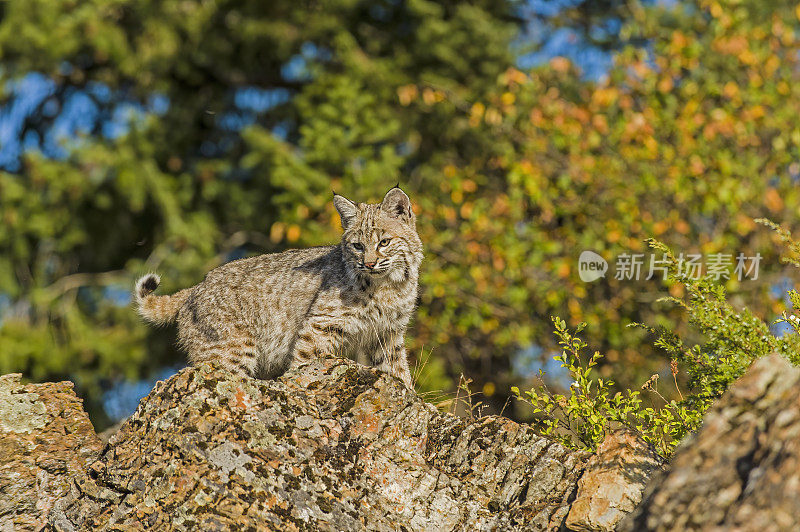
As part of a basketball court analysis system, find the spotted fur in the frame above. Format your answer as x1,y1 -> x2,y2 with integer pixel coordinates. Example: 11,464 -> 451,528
134,187 -> 423,388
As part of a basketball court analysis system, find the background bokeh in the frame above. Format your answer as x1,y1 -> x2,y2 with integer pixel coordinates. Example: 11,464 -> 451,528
1,0 -> 798,429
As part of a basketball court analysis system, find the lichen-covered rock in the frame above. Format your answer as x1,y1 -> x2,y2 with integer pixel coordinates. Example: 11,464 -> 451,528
50,357 -> 589,530
619,353 -> 800,531
565,428 -> 664,531
0,374 -> 103,531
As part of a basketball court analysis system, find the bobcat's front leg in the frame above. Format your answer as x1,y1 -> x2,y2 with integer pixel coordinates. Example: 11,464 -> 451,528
370,330 -> 413,389
290,321 -> 345,369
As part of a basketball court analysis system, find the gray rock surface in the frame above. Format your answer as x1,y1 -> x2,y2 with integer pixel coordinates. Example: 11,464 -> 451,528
565,428 -> 665,531
0,374 -> 102,531
41,356 -> 589,530
8,350 -> 797,530
619,353 -> 800,531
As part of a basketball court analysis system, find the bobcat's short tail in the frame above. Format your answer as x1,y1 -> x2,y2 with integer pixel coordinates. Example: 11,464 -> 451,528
134,274 -> 190,326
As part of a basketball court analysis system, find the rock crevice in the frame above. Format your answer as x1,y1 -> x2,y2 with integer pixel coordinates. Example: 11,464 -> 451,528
620,353 -> 800,531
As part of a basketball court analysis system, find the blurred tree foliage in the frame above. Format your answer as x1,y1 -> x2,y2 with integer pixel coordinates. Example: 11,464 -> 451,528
0,0 -> 518,426
413,0 -> 800,416
1,0 -> 799,426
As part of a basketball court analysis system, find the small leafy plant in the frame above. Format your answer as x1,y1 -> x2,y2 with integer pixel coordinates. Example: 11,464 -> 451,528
514,219 -> 800,458
513,317 -> 701,456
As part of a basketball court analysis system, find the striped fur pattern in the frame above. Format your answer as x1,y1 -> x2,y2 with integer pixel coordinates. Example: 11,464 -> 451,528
134,187 -> 422,388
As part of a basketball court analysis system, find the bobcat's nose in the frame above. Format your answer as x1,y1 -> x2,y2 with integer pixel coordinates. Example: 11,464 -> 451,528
364,261 -> 377,269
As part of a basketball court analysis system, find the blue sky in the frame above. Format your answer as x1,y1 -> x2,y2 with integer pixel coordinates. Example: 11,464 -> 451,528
0,2 -> 620,172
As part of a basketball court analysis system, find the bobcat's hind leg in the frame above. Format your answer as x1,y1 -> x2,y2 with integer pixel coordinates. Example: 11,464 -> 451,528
186,335 -> 260,379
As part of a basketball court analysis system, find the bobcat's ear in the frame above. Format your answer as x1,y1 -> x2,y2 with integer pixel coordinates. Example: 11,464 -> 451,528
333,193 -> 359,229
380,187 -> 413,221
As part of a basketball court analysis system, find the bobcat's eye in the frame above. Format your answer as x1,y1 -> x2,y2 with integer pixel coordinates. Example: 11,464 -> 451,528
352,242 -> 364,251
378,238 -> 391,247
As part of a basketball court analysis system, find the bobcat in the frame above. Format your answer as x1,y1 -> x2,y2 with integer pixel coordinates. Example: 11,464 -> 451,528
134,187 -> 422,388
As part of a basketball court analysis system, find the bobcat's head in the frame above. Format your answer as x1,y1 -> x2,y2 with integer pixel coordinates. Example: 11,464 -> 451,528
334,187 -> 423,283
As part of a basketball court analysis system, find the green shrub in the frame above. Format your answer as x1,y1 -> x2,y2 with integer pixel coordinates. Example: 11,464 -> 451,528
513,220 -> 800,457
512,317 -> 701,457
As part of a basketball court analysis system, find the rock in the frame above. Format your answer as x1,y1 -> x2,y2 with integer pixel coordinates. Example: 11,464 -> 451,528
619,353 -> 800,531
0,374 -> 103,531
47,356 -> 590,531
11,349 -> 800,531
565,428 -> 665,531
